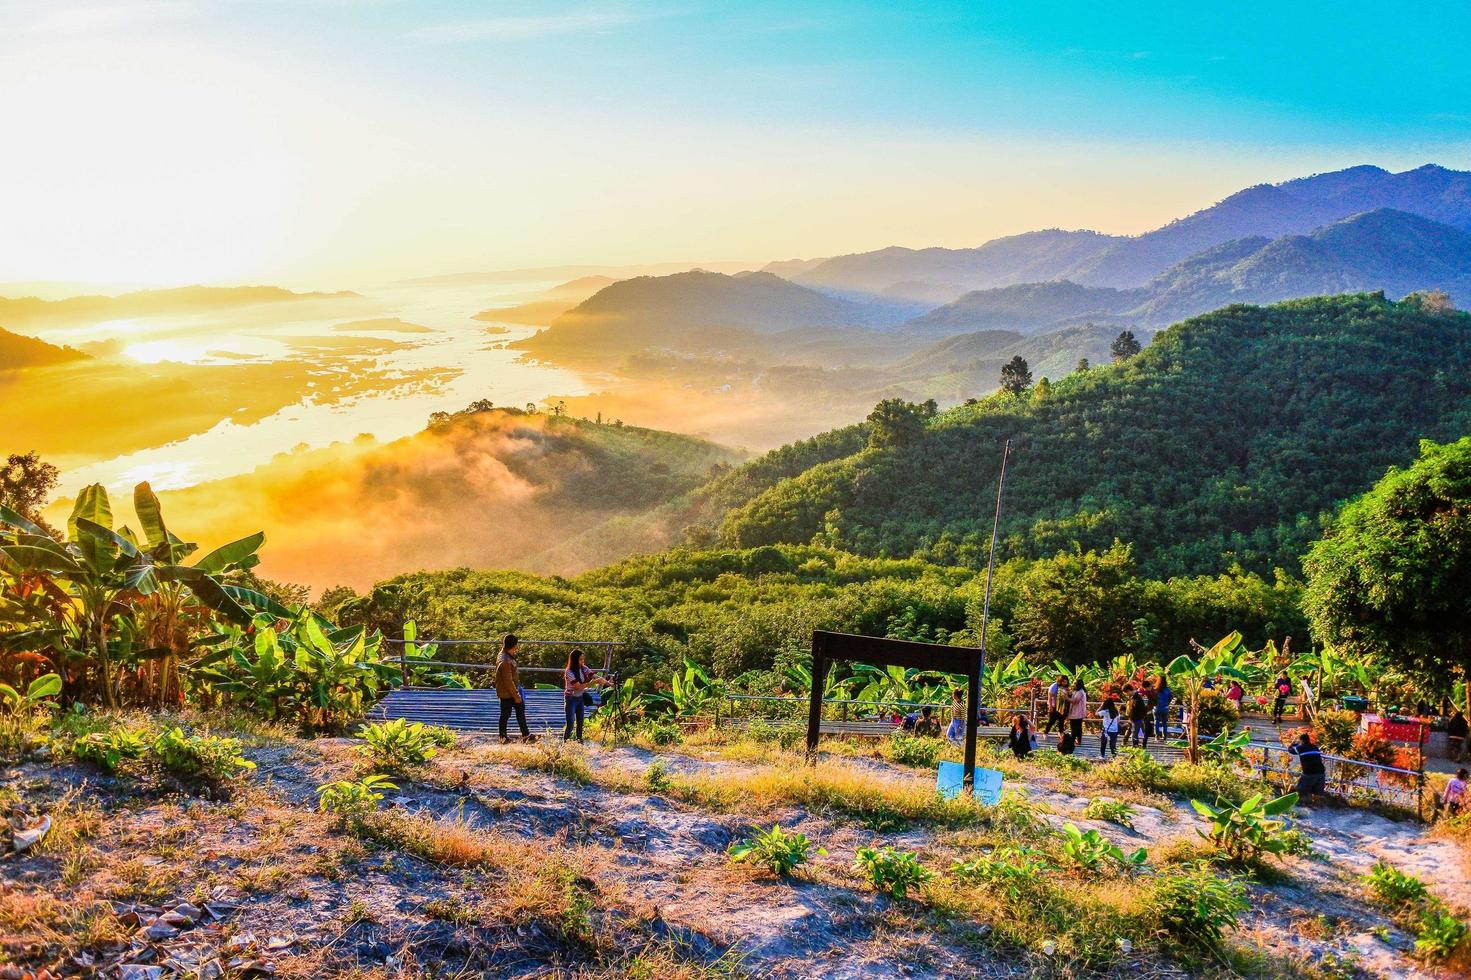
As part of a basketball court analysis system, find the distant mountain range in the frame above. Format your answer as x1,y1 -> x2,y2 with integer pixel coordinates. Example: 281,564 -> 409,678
514,270 -> 919,358
771,164 -> 1471,297
893,208 -> 1471,334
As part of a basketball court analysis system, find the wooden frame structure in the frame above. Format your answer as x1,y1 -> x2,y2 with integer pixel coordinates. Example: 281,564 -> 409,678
805,629 -> 985,793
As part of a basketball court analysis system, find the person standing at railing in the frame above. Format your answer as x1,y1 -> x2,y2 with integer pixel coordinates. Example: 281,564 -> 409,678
1288,731 -> 1325,804
1155,679 -> 1174,739
1129,684 -> 1152,749
945,688 -> 965,742
1098,695 -> 1120,759
1043,675 -> 1066,739
1066,678 -> 1087,750
563,647 -> 610,742
495,633 -> 534,744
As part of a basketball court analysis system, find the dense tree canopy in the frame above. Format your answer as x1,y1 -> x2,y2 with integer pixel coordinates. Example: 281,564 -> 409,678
1303,436 -> 1471,705
713,295 -> 1471,578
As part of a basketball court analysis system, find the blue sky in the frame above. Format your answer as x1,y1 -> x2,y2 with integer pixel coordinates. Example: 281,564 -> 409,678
1,0 -> 1466,284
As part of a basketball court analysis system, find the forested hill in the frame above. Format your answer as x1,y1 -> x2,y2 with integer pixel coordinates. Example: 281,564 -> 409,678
711,293 -> 1471,578
0,326 -> 88,368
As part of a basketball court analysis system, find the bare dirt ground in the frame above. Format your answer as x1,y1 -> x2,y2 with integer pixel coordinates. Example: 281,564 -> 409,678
3,732 -> 1468,979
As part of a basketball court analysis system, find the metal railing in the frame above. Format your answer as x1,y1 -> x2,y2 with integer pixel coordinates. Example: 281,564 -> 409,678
1249,743 -> 1426,819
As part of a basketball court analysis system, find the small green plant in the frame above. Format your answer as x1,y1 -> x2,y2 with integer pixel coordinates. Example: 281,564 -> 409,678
0,673 -> 62,758
643,719 -> 683,747
317,774 -> 399,824
887,732 -> 943,768
72,728 -> 150,774
1311,709 -> 1360,755
1152,860 -> 1249,950
357,718 -> 456,771
1415,906 -> 1468,960
0,673 -> 62,713
1058,823 -> 1146,871
150,728 -> 255,782
1100,747 -> 1169,790
727,824 -> 823,877
1365,862 -> 1429,909
644,760 -> 672,793
1191,791 -> 1298,863
1082,798 -> 1135,828
853,845 -> 933,898
950,846 -> 1055,899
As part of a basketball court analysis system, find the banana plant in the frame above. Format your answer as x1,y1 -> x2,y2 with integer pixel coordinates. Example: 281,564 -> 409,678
651,658 -> 721,718
194,625 -> 298,719
291,614 -> 383,729
782,656 -> 854,702
1169,632 -> 1252,763
0,484 -> 266,708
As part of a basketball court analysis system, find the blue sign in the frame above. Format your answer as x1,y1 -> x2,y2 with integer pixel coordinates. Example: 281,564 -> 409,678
937,761 -> 1003,804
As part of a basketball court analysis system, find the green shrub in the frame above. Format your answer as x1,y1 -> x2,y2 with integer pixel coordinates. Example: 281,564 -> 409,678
1312,709 -> 1359,755
1082,798 -> 1135,828
1153,861 -> 1249,950
358,719 -> 456,771
318,774 -> 398,825
887,732 -> 943,768
72,729 -> 150,774
727,824 -> 822,877
644,719 -> 683,746
1058,823 -> 1146,871
1100,748 -> 1169,791
151,728 -> 255,782
1193,689 -> 1240,735
1166,761 -> 1255,806
1415,907 -> 1468,960
1034,750 -> 1091,774
1191,792 -> 1298,863
644,760 -> 672,793
1365,862 -> 1429,909
853,846 -> 933,898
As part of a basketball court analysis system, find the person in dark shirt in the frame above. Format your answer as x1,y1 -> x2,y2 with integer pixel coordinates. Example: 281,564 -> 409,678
1288,732 -> 1326,804
1009,716 -> 1033,760
1129,686 -> 1152,749
1272,672 -> 1292,724
1447,711 -> 1469,762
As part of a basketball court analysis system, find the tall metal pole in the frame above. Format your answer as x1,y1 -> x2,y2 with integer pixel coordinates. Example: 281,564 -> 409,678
965,438 -> 1011,794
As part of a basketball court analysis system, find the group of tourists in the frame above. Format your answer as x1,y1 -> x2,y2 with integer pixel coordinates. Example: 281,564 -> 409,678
1038,674 -> 1180,758
493,633 -> 611,744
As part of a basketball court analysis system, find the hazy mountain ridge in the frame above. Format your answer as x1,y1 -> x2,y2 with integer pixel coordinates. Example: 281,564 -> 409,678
0,284 -> 362,326
903,281 -> 1144,335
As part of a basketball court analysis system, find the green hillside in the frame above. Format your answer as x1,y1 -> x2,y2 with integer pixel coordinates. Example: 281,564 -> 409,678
712,293 -> 1471,577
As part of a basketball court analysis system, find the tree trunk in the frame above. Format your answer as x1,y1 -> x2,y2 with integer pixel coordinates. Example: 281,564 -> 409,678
1187,688 -> 1200,764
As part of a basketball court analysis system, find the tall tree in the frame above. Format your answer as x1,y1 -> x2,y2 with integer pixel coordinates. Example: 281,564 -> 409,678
0,452 -> 59,534
999,355 -> 1032,395
865,398 -> 935,449
1075,357 -> 1090,373
1110,330 -> 1142,362
1302,436 -> 1471,714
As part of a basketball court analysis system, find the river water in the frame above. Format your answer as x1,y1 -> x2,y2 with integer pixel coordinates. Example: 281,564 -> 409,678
57,279 -> 589,491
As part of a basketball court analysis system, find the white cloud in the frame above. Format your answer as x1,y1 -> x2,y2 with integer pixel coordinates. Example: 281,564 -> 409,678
406,6 -> 646,43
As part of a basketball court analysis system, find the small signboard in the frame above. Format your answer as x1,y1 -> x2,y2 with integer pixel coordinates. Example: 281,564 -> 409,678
938,761 -> 1004,804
